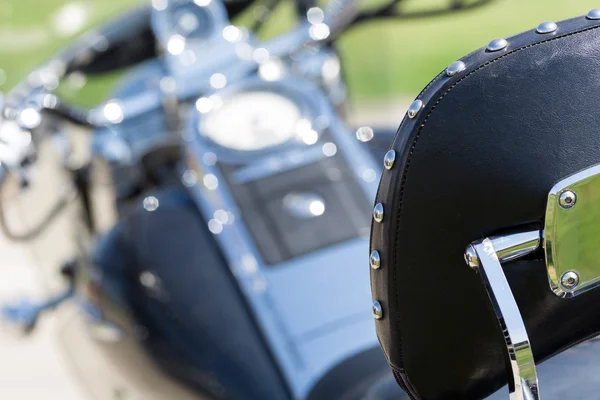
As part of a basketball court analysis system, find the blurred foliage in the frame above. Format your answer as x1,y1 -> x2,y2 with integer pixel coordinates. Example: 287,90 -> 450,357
0,0 -> 598,103
0,0 -> 139,93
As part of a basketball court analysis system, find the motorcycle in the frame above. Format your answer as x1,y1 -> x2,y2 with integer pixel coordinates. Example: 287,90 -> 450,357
370,8 -> 600,400
0,0 -> 492,399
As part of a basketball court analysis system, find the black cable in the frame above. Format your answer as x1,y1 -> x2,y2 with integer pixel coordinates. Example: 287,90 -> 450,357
0,164 -> 75,242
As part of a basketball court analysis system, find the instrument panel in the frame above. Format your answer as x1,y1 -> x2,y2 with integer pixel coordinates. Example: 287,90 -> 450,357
193,78 -> 324,159
200,91 -> 302,152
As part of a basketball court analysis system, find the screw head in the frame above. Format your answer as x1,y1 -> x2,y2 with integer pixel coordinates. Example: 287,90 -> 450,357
383,150 -> 396,170
536,21 -> 557,34
487,38 -> 508,52
370,250 -> 381,269
407,100 -> 423,119
561,271 -> 580,290
446,61 -> 466,77
372,301 -> 383,319
587,9 -> 600,20
558,190 -> 577,209
373,203 -> 384,223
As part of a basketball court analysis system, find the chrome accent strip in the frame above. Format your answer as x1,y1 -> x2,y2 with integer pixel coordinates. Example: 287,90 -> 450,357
492,231 -> 541,264
231,146 -> 327,184
467,235 -> 540,400
183,77 -> 380,398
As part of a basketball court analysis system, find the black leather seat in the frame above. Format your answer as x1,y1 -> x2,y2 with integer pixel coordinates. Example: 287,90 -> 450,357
370,12 -> 600,400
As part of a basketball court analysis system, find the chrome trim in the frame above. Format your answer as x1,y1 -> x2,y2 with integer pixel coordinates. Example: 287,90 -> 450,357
383,150 -> 395,170
535,22 -> 557,34
587,9 -> 600,20
544,163 -> 600,298
182,75 -> 379,398
487,38 -> 508,52
467,237 -> 540,400
369,250 -> 380,270
407,100 -> 423,119
372,203 -> 383,223
465,231 -> 540,269
372,301 -> 383,320
446,61 -> 466,77
151,0 -> 230,53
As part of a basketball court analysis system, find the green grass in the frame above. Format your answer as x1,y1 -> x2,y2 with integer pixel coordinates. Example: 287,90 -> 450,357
0,0 -> 598,102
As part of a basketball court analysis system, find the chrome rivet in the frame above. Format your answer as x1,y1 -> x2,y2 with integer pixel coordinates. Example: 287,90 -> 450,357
383,150 -> 396,170
561,271 -> 580,290
407,100 -> 423,119
446,61 -> 466,77
370,250 -> 381,269
487,38 -> 508,52
464,245 -> 479,270
558,190 -> 576,209
372,301 -> 383,319
373,203 -> 384,223
587,9 -> 600,20
536,21 -> 557,34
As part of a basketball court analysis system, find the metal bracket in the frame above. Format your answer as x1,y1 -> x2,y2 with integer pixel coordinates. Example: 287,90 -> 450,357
465,232 -> 541,400
545,163 -> 600,298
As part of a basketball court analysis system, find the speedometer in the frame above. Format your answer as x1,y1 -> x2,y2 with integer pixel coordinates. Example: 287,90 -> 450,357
200,91 -> 303,151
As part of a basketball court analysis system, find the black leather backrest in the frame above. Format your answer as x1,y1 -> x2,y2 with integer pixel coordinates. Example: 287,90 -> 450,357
370,13 -> 600,400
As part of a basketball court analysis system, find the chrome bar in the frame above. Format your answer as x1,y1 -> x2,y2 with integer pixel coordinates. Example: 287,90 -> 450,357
467,236 -> 541,400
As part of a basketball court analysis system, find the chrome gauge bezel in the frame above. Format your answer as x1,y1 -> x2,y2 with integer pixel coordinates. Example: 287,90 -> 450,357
151,0 -> 230,51
189,77 -> 330,164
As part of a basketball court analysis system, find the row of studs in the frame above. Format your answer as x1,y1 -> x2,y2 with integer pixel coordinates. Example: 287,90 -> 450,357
368,10 -> 600,320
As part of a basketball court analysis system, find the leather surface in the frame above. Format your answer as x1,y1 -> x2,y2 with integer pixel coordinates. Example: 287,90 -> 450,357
370,14 -> 600,400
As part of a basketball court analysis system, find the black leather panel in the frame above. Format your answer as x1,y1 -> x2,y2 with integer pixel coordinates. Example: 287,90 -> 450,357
370,15 -> 600,400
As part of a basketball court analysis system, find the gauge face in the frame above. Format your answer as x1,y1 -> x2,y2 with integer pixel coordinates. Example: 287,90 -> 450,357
168,2 -> 214,40
200,91 -> 304,151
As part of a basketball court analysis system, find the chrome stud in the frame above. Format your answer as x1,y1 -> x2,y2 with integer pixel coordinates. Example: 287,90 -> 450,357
536,21 -> 557,34
407,100 -> 423,119
446,61 -> 466,77
487,38 -> 508,52
587,9 -> 600,20
372,301 -> 383,319
561,271 -> 580,290
558,190 -> 576,209
464,245 -> 479,270
383,150 -> 396,170
373,203 -> 384,223
370,250 -> 381,270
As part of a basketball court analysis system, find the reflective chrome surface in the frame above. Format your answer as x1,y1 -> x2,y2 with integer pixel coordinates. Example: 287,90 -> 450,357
372,203 -> 383,223
560,271 -> 580,290
487,38 -> 508,52
446,61 -> 466,77
587,8 -> 600,20
383,150 -> 395,170
536,21 -> 557,34
465,231 -> 540,269
369,250 -> 381,270
371,301 -> 383,320
557,190 -> 576,209
183,74 -> 380,398
468,237 -> 540,400
545,164 -> 600,297
407,100 -> 423,119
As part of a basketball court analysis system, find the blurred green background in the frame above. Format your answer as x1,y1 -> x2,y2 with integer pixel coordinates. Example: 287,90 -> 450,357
0,0 -> 598,103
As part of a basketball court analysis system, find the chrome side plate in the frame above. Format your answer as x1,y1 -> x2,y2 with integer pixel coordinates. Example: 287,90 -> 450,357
545,164 -> 600,298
